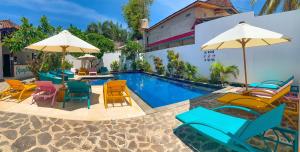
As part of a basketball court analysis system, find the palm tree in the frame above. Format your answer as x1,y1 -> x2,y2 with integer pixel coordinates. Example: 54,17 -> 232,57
251,0 -> 300,15
210,62 -> 239,85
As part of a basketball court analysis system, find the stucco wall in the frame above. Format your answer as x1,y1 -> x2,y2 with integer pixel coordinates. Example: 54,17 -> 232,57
147,7 -> 196,44
145,10 -> 300,85
102,52 -> 121,71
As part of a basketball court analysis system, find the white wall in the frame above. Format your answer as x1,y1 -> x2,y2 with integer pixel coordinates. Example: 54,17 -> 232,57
102,52 -> 121,71
145,10 -> 300,85
65,54 -> 81,69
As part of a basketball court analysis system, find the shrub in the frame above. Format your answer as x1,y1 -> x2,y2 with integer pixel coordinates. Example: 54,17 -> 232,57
132,59 -> 152,72
110,61 -> 120,71
153,57 -> 165,75
184,63 -> 197,80
210,61 -> 239,84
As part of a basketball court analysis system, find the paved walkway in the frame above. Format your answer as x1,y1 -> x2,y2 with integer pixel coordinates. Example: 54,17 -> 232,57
0,93 -> 297,152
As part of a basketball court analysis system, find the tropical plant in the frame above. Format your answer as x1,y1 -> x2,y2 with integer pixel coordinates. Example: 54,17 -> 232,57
132,59 -> 151,72
153,57 -> 165,75
85,33 -> 114,59
210,62 -> 239,85
184,63 -> 197,80
3,17 -> 44,54
251,0 -> 300,15
122,40 -> 143,60
86,21 -> 128,42
166,50 -> 180,76
110,61 -> 120,72
122,0 -> 153,39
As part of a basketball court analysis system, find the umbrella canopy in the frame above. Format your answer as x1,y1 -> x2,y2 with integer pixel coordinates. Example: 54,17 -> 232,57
201,22 -> 290,90
78,54 -> 97,69
26,30 -> 99,53
26,30 -> 100,86
78,54 -> 97,59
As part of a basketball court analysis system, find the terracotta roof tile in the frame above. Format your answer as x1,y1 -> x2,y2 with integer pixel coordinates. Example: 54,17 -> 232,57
0,20 -> 19,29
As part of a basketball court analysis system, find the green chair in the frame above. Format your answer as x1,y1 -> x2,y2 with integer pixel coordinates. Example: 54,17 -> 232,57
175,104 -> 298,152
63,81 -> 91,109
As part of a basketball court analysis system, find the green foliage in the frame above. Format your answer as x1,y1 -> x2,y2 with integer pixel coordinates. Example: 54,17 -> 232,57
110,61 -> 120,71
210,61 -> 239,84
86,21 -> 128,42
184,63 -> 197,80
166,50 -> 198,79
3,17 -> 44,54
85,33 -> 114,59
122,0 -> 153,39
132,59 -> 151,72
37,15 -> 56,37
122,41 -> 143,60
251,0 -> 300,15
153,57 -> 165,75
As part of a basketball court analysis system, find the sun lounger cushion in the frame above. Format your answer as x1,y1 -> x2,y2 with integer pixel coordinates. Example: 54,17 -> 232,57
249,83 -> 279,89
176,107 -> 249,144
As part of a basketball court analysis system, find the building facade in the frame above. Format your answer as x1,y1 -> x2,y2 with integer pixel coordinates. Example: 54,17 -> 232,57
0,20 -> 34,80
143,0 -> 238,52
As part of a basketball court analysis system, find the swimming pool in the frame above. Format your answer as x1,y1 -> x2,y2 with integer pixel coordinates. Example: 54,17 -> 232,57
88,73 -> 212,108
115,73 -> 211,108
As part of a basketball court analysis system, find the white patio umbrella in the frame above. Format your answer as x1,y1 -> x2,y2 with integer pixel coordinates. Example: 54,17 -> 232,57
26,30 -> 99,86
78,54 -> 97,68
201,21 -> 290,90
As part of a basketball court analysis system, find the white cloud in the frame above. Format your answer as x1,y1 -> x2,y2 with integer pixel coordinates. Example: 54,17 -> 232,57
0,0 -> 122,24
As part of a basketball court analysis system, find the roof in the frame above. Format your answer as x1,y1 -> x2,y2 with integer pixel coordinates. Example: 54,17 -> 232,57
146,0 -> 238,32
206,0 -> 233,7
0,20 -> 19,30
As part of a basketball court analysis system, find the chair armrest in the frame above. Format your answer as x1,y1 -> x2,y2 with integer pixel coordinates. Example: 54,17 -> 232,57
261,80 -> 283,84
212,105 -> 261,116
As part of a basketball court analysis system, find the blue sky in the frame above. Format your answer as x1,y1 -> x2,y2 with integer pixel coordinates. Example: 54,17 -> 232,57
0,0 -> 265,30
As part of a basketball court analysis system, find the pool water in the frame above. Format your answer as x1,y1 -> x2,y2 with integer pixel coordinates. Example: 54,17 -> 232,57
116,73 -> 211,108
88,73 -> 211,108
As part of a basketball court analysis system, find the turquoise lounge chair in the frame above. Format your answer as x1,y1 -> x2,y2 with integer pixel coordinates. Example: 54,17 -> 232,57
249,76 -> 294,90
63,81 -> 91,109
39,72 -> 62,84
58,69 -> 74,78
100,67 -> 109,75
175,104 -> 298,152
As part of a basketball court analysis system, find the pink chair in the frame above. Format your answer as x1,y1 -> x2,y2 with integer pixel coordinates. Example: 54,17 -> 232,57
32,81 -> 59,106
89,68 -> 97,75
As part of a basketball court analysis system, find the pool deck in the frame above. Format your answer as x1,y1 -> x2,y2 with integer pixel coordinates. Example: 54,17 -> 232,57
0,85 -> 145,121
0,81 -> 298,152
71,74 -> 114,80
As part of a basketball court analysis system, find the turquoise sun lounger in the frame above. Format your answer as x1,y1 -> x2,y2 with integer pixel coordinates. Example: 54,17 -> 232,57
249,76 -> 294,90
63,81 -> 91,109
175,104 -> 298,152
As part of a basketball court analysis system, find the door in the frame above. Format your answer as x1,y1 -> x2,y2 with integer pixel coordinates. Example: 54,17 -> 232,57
3,54 -> 11,77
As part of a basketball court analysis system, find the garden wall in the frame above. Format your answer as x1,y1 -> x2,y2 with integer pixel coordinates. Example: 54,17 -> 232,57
102,52 -> 121,71
145,10 -> 300,85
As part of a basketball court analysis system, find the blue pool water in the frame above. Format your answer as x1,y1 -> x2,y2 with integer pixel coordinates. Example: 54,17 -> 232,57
115,73 -> 211,108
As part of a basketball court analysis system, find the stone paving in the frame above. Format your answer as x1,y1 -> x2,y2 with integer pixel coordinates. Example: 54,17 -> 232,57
0,93 -> 298,152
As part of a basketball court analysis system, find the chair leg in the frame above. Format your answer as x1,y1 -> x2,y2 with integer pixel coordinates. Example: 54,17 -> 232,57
87,97 -> 90,109
18,89 -> 26,102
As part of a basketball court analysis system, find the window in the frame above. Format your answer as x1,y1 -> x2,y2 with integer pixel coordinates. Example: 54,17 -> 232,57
185,13 -> 191,17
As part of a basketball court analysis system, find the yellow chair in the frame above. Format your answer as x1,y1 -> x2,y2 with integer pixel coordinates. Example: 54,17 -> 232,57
217,84 -> 298,128
103,80 -> 132,108
1,80 -> 36,101
78,68 -> 87,75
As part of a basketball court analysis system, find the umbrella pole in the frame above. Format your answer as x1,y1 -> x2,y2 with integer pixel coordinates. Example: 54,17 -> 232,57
61,46 -> 67,87
242,42 -> 248,91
